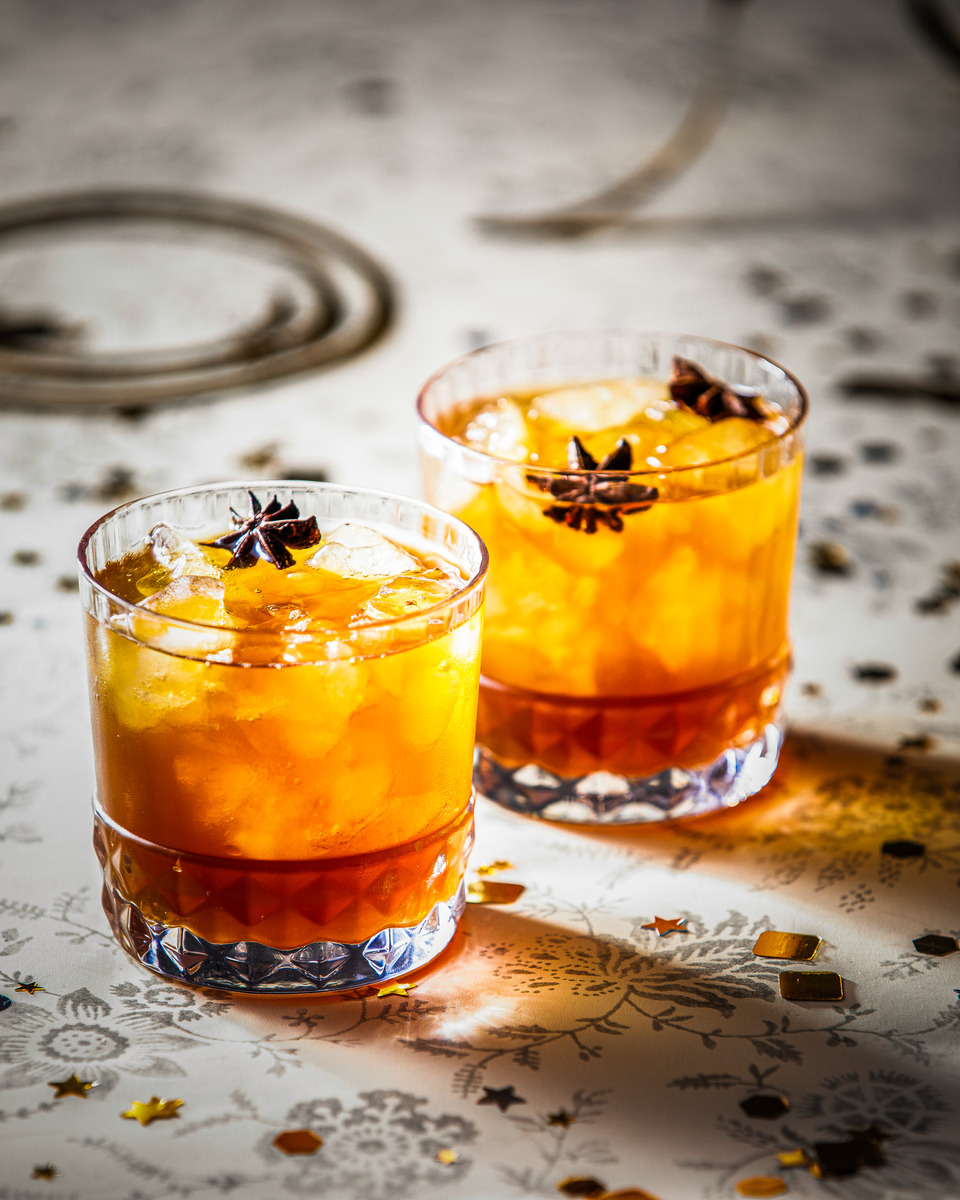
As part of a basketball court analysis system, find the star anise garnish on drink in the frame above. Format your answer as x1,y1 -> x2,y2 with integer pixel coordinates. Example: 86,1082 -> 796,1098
203,491 -> 320,569
670,355 -> 780,422
527,436 -> 658,533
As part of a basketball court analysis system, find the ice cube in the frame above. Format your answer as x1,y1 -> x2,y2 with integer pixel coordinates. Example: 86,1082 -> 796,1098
462,397 -> 530,461
531,378 -> 670,432
121,575 -> 236,659
306,523 -> 421,579
358,575 -> 459,621
661,417 -> 775,467
141,575 -> 233,625
149,523 -> 221,579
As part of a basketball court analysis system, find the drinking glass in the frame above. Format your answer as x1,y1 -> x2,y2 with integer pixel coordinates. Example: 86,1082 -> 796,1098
79,482 -> 487,992
418,332 -> 806,823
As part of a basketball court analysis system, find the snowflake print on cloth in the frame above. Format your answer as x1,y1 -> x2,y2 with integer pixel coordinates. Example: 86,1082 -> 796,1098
254,1090 -> 477,1199
794,1070 -> 952,1136
405,913 -> 790,1097
0,986 -> 199,1095
701,1069 -> 960,1198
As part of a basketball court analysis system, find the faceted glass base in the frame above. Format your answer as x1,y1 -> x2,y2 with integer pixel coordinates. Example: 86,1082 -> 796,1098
475,723 -> 783,823
101,878 -> 465,994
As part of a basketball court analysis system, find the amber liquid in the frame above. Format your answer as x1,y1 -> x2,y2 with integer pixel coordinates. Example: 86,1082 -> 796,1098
429,383 -> 802,781
94,802 -> 474,949
87,544 -> 481,949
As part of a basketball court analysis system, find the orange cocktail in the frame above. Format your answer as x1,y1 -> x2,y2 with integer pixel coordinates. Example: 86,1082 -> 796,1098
79,483 -> 486,992
419,333 -> 806,823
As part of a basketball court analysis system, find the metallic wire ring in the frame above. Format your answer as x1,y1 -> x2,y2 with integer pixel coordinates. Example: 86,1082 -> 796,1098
0,189 -> 395,410
475,0 -> 749,237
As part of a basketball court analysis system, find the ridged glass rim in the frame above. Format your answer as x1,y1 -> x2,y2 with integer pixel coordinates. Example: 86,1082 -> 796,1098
77,478 -> 488,642
416,330 -> 808,478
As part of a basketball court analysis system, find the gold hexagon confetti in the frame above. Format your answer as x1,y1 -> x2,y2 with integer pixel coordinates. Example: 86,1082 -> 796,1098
600,1190 -> 664,1200
779,971 -> 843,1001
740,1094 -> 790,1119
557,1178 -> 607,1198
735,1177 -> 787,1197
273,1129 -> 323,1155
467,880 -> 526,904
752,932 -> 821,961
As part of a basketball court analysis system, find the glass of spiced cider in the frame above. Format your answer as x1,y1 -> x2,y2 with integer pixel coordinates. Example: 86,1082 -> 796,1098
79,482 -> 486,992
418,332 -> 807,823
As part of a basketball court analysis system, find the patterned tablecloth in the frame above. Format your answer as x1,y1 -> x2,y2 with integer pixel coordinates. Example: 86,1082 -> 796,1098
1,1 -> 959,1197
1,738 -> 959,1199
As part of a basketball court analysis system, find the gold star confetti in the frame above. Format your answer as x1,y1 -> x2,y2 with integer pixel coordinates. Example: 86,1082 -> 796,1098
376,981 -> 419,998
547,1109 -> 576,1127
120,1096 -> 183,1126
48,1074 -> 97,1099
556,1178 -> 607,1197
31,1165 -> 58,1181
776,1149 -> 811,1168
640,916 -> 689,937
477,1085 -> 527,1112
15,980 -> 43,994
779,971 -> 843,1001
435,1148 -> 459,1165
476,860 -> 514,876
273,1129 -> 323,1155
467,880 -> 526,905
735,1177 -> 787,1197
752,932 -> 821,961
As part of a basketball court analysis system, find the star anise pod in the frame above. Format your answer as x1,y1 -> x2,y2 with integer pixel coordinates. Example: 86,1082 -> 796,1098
669,355 -> 780,422
203,491 -> 320,569
527,437 -> 658,534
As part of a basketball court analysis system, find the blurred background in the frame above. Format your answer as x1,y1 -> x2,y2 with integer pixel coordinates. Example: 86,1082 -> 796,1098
0,0 -> 958,761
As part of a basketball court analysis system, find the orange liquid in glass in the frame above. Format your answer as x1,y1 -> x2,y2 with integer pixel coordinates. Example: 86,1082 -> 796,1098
88,541 -> 481,948
431,378 -> 802,779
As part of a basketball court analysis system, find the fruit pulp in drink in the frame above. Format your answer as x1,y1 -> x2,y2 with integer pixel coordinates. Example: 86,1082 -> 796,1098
87,519 -> 482,948
426,375 -> 802,779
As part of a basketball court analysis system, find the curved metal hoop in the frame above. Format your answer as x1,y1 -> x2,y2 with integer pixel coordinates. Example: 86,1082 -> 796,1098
0,189 -> 395,410
476,0 -> 750,238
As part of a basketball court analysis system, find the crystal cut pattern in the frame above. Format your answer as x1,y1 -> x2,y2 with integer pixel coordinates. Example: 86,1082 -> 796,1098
101,878 -> 465,993
475,657 -> 786,782
93,799 -> 473,993
475,723 -> 783,823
